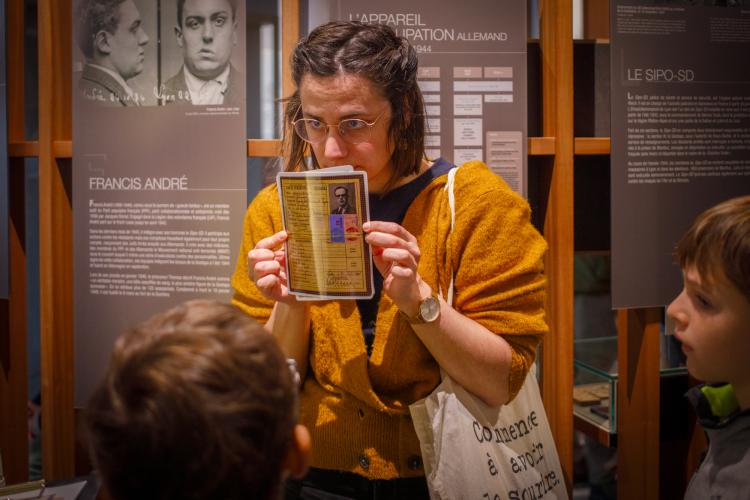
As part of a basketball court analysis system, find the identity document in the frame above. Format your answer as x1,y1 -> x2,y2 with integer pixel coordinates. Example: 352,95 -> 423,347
277,167 -> 374,300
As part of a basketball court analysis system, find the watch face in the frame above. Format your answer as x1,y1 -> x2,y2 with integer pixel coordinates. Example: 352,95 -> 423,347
420,296 -> 440,322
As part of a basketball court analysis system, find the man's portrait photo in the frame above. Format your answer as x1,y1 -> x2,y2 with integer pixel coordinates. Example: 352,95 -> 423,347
330,185 -> 356,215
74,0 -> 155,106
161,0 -> 244,106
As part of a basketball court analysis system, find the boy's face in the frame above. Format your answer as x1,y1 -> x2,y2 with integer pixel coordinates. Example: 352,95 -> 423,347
667,265 -> 750,385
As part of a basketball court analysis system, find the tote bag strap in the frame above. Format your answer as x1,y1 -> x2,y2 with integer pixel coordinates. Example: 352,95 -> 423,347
442,166 -> 459,307
436,166 -> 459,382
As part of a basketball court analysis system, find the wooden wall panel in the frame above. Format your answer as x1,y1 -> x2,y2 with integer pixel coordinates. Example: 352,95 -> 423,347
281,0 -> 299,99
617,308 -> 661,499
21,138 -> 560,160
0,0 -> 29,484
0,160 -> 29,485
539,0 -> 575,489
280,0 -> 300,162
584,0 -> 610,40
38,0 -> 75,480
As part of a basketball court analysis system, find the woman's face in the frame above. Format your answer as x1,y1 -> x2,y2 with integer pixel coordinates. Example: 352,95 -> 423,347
298,73 -> 394,194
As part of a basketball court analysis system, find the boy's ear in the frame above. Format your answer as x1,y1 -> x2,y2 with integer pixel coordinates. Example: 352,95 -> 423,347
283,424 -> 311,479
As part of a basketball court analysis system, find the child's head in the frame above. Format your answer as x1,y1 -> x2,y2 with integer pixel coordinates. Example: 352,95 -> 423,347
86,299 -> 310,500
666,195 -> 750,390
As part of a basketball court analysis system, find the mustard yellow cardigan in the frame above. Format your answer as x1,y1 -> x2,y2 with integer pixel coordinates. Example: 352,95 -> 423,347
231,161 -> 548,479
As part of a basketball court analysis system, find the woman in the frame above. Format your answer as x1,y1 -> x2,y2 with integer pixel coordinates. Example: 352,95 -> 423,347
232,21 -> 548,499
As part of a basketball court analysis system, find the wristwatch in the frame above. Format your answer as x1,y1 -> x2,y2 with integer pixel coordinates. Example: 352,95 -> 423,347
403,293 -> 441,324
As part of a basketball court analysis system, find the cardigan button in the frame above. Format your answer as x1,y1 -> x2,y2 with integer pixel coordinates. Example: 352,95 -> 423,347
408,455 -> 422,471
358,454 -> 370,470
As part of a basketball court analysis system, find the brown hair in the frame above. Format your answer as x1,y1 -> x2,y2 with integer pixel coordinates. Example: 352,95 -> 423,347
283,21 -> 425,193
676,195 -> 750,302
75,0 -> 127,59
86,300 -> 296,500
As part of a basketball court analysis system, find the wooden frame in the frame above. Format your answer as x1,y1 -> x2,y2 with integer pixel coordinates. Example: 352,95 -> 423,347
617,308 -> 661,499
37,0 -> 75,480
539,0 -> 575,488
0,0 -> 29,485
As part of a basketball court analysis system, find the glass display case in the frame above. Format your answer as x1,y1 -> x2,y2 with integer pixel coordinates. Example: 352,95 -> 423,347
574,333 -> 687,437
574,336 -> 618,435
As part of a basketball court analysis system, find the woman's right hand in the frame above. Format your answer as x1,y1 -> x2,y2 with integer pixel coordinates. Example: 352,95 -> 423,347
248,230 -> 297,304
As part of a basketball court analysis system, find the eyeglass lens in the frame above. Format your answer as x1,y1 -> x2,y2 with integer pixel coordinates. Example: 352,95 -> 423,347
294,119 -> 372,145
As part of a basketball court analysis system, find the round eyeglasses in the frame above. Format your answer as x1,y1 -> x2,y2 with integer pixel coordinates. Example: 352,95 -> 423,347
292,109 -> 387,145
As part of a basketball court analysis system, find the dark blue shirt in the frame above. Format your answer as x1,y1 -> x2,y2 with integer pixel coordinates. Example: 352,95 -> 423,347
358,158 -> 455,355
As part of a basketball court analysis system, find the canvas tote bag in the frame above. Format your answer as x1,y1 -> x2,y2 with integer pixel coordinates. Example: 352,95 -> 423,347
409,166 -> 568,500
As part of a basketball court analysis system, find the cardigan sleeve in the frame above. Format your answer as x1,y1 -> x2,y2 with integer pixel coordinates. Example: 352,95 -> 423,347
450,163 -> 548,401
230,185 -> 280,323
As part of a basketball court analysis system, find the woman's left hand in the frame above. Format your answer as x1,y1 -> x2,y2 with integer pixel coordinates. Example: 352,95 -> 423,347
363,221 -> 427,314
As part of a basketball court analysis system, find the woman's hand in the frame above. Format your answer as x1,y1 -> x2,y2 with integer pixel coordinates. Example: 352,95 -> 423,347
364,221 -> 429,315
247,230 -> 297,304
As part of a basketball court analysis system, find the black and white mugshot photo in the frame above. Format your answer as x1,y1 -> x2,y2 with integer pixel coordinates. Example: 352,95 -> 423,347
73,0 -> 245,108
74,0 -> 157,106
159,0 -> 246,106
